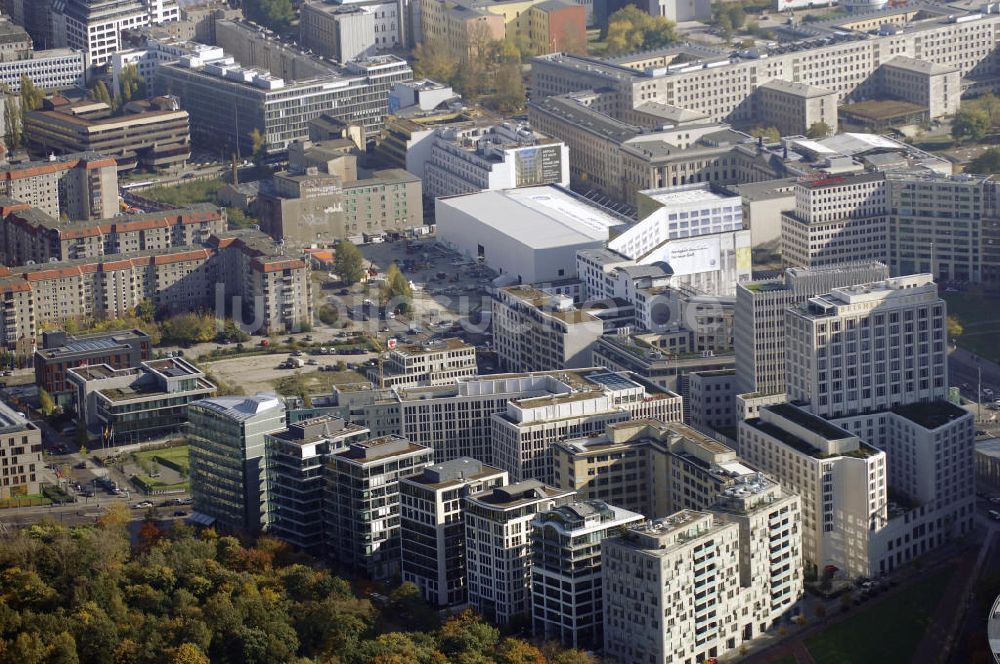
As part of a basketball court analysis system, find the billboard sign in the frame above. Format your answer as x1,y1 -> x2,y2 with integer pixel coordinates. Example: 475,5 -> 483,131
515,144 -> 564,187
661,236 -> 722,276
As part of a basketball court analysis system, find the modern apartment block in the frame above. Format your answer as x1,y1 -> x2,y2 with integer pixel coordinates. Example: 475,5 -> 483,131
67,357 -> 216,445
25,96 -> 191,172
365,337 -> 477,388
1,203 -> 223,265
0,154 -> 119,222
52,0 -> 178,69
333,368 -> 672,462
603,495 -> 802,664
187,393 -> 287,532
552,418 -> 766,519
400,457 -> 508,606
34,328 -> 152,402
530,500 -> 644,650
464,480 -> 575,625
264,415 -> 369,553
422,122 -> 569,198
155,49 -> 412,152
740,403 -> 886,579
591,332 -> 736,394
785,273 -> 947,419
733,262 -> 890,397
324,435 -> 433,579
491,370 -> 682,483
0,400 -> 43,499
492,287 -> 605,373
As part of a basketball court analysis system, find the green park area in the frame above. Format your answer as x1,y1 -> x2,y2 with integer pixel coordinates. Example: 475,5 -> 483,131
139,177 -> 224,207
943,289 -> 1000,363
802,568 -> 953,664
130,444 -> 190,493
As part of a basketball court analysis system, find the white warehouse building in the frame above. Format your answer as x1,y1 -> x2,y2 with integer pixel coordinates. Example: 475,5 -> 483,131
435,185 -> 630,285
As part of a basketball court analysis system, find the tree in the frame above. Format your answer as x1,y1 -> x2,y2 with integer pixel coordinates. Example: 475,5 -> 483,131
807,121 -> 831,139
19,75 -> 42,113
967,147 -> 1000,174
39,388 -> 55,416
4,94 -> 21,149
317,304 -> 339,326
381,263 -> 413,313
412,37 -> 458,85
727,4 -> 746,30
245,0 -> 295,32
751,126 -> 781,143
169,643 -> 210,664
249,128 -> 268,166
91,81 -> 112,107
495,638 -> 545,664
490,64 -> 526,114
948,314 -> 964,339
952,107 -> 991,143
135,298 -> 155,322
118,64 -> 146,103
605,5 -> 678,55
334,240 -> 366,285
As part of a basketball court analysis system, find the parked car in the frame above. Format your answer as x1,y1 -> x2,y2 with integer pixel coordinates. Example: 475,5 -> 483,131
173,510 -> 187,517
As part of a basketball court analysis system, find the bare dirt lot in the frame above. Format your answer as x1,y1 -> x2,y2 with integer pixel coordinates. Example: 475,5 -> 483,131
201,353 -> 370,396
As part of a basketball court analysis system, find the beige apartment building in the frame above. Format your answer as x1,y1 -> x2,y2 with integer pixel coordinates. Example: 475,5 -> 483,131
552,418 -> 766,519
1,203 -> 224,265
368,337 -> 478,388
0,401 -> 43,499
492,285 -> 605,373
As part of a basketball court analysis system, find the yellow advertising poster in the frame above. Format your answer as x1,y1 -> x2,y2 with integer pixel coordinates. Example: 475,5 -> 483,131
736,246 -> 752,272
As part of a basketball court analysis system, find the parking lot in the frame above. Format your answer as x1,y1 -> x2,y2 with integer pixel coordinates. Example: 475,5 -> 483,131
356,236 -> 496,326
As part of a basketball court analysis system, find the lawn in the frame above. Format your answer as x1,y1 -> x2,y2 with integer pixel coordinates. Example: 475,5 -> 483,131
943,289 -> 1000,362
587,28 -> 608,56
134,444 -> 189,474
132,475 -> 188,493
907,134 -> 957,152
0,493 -> 51,509
140,177 -> 224,208
803,568 -> 953,664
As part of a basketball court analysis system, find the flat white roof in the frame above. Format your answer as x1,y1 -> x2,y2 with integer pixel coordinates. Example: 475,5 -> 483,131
439,186 -> 627,249
643,187 -> 732,206
819,132 -> 903,155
